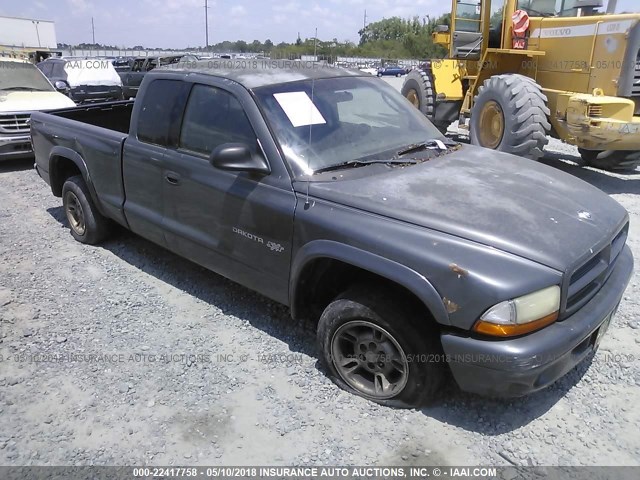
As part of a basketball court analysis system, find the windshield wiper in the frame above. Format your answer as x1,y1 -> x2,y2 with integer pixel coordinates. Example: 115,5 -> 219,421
313,158 -> 421,174
396,139 -> 458,157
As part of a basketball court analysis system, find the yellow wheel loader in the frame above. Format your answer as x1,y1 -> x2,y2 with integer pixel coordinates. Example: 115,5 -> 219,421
401,0 -> 640,170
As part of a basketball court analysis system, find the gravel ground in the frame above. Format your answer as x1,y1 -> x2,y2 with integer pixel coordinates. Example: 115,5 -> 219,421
1,129 -> 639,466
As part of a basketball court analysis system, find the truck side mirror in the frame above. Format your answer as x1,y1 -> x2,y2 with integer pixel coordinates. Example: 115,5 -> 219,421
54,80 -> 70,94
210,143 -> 271,175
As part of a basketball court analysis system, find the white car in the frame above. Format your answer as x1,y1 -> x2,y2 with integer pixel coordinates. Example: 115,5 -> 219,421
359,67 -> 379,76
0,58 -> 75,161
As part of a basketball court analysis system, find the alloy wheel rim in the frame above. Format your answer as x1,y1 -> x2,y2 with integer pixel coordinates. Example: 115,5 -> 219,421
331,320 -> 409,400
65,191 -> 86,236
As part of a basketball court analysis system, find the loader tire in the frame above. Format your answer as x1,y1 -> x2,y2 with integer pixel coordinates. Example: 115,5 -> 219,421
401,68 -> 448,133
578,149 -> 640,171
471,74 -> 550,160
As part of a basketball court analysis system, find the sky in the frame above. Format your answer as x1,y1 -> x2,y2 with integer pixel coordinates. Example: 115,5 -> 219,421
0,0 -> 638,49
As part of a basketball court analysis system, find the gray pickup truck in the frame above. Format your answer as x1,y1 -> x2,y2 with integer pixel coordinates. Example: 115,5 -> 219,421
31,60 -> 633,407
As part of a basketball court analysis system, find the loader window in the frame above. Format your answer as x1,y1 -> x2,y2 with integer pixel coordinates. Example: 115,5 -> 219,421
453,0 -> 483,58
489,0 -> 505,48
455,1 -> 482,33
517,0 -> 557,17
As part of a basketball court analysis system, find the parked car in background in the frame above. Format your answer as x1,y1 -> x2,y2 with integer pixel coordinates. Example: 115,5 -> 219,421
359,67 -> 379,76
37,57 -> 123,104
377,65 -> 408,77
112,55 -> 199,98
0,57 -> 75,161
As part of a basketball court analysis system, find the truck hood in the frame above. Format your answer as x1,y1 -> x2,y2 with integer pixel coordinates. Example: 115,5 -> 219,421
299,145 -> 628,271
0,91 -> 76,112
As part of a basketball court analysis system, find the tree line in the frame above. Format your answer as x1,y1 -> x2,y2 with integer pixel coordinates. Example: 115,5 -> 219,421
58,13 -> 452,60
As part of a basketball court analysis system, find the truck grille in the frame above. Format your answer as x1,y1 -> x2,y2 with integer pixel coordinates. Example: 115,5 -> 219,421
0,114 -> 31,134
564,225 -> 628,316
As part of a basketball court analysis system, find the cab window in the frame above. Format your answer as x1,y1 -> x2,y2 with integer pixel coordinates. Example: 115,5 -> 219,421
179,84 -> 257,156
137,79 -> 190,147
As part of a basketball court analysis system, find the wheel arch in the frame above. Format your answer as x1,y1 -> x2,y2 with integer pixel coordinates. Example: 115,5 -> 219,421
49,147 -> 105,216
290,240 -> 450,327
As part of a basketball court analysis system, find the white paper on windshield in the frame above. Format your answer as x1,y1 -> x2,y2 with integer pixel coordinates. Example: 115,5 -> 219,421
273,91 -> 326,127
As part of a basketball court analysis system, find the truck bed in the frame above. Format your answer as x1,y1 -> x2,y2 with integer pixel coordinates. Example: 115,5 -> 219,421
49,100 -> 134,133
31,101 -> 135,225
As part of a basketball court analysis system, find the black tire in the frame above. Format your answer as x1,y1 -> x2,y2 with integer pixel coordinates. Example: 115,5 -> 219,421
401,68 -> 448,133
62,175 -> 111,245
471,74 -> 550,160
317,284 -> 445,408
578,148 -> 640,171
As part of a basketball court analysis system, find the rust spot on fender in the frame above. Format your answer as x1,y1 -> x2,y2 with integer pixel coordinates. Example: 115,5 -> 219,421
443,297 -> 460,314
449,263 -> 469,278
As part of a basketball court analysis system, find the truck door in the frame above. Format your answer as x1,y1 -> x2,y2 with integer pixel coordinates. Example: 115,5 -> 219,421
161,82 -> 296,305
122,78 -> 190,247
452,0 -> 484,58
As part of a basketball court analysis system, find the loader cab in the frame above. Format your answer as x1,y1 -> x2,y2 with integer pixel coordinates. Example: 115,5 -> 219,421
450,1 -> 511,59
450,1 -> 588,59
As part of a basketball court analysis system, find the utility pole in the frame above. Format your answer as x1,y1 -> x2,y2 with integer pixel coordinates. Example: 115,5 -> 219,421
363,9 -> 367,30
91,17 -> 95,44
32,20 -> 41,47
204,0 -> 209,49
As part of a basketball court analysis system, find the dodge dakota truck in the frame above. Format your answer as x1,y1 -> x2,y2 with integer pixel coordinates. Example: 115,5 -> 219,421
31,60 -> 633,407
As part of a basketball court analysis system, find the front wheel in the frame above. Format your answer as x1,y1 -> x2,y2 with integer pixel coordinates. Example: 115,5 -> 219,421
471,74 -> 550,160
317,285 -> 445,407
578,148 -> 640,171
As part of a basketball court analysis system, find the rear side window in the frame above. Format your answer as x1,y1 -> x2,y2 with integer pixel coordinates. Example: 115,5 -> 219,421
52,62 -> 65,78
179,84 -> 256,156
137,79 -> 190,147
38,62 -> 52,76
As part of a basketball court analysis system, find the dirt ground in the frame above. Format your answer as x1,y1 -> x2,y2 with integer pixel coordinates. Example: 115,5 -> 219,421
0,140 -> 639,466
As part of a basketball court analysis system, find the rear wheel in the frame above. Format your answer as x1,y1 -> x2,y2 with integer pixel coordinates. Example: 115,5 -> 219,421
62,175 -> 111,245
578,148 -> 640,171
317,285 -> 445,408
401,68 -> 448,134
471,74 -> 550,160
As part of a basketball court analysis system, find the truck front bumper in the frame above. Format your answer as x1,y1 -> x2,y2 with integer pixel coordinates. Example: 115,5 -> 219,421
441,245 -> 633,397
0,133 -> 33,160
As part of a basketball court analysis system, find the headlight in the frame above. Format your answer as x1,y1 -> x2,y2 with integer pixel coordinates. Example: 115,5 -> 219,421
473,286 -> 561,337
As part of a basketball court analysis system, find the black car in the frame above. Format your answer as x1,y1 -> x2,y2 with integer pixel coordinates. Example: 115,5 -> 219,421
37,58 -> 123,104
112,55 -> 199,98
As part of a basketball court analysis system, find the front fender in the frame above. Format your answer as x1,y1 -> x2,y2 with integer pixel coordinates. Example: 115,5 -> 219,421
290,240 -> 451,326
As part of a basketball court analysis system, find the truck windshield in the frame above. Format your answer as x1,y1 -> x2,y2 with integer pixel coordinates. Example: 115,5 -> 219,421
0,61 -> 54,92
253,76 -> 443,174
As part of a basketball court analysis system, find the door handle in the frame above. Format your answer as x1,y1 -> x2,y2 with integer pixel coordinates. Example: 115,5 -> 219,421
165,172 -> 181,185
